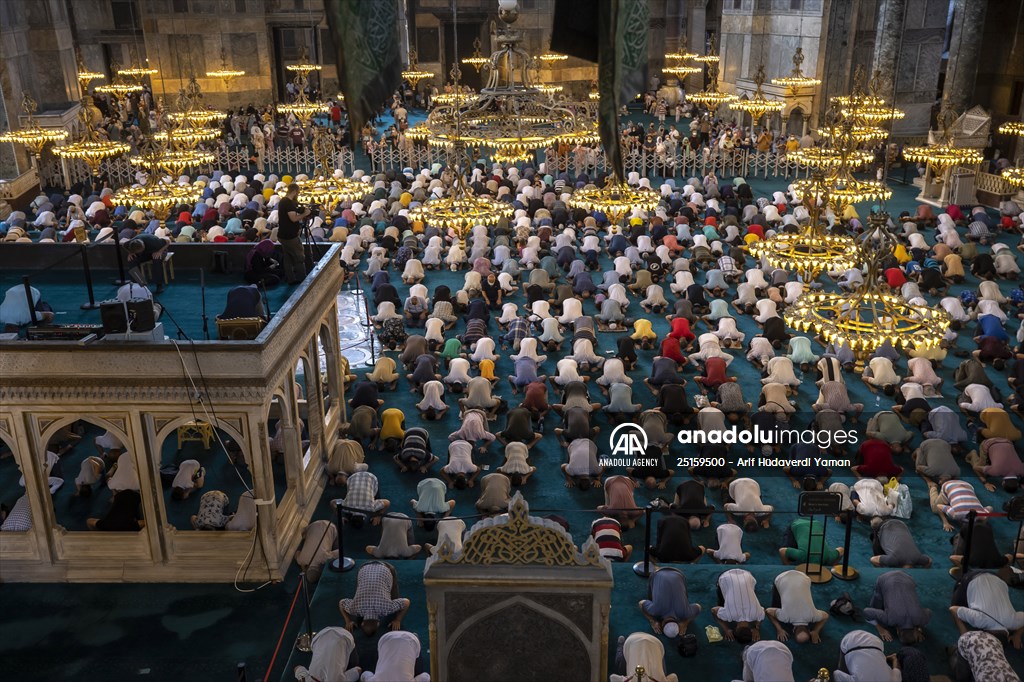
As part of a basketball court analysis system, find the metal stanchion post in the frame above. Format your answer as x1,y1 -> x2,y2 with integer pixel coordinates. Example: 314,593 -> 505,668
80,244 -> 100,310
22,277 -> 38,326
961,510 -> 977,574
330,502 -> 356,572
831,511 -> 859,580
633,505 -> 654,577
236,662 -> 247,682
112,239 -> 128,285
294,571 -> 316,652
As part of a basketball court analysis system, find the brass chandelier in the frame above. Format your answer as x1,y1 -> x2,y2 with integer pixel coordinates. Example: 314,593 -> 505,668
95,64 -> 144,100
662,37 -> 701,79
998,121 -> 1024,137
461,37 -> 489,72
730,63 -> 784,125
293,127 -> 367,208
421,0 -> 590,163
206,47 -> 246,85
1001,167 -> 1024,188
53,100 -> 132,175
401,49 -> 434,86
568,178 -> 660,225
904,103 -> 984,172
76,51 -> 105,93
771,48 -> 821,94
0,92 -> 69,156
785,213 -> 950,368
747,173 -> 859,281
687,60 -> 737,114
277,66 -> 329,125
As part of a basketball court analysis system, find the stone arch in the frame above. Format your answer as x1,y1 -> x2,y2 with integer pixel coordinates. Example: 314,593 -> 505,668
38,415 -> 130,451
786,106 -> 806,137
445,596 -> 591,682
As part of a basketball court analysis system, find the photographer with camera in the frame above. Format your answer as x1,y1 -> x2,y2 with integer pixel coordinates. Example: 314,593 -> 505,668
278,183 -> 312,285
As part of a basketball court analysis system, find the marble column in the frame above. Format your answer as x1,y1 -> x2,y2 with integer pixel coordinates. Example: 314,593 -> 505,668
943,0 -> 987,114
870,0 -> 906,101
686,0 -> 707,91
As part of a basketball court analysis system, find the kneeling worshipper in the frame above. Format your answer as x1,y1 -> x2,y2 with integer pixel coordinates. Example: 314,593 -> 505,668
737,641 -> 795,682
221,284 -> 265,320
610,632 -> 677,682
955,631 -> 1020,682
360,631 -> 429,682
950,570 -> 1024,646
862,571 -> 930,645
87,489 -> 144,531
765,570 -> 829,644
340,561 -> 411,636
869,518 -> 931,568
650,513 -> 705,563
293,627 -> 361,682
639,567 -> 701,637
835,630 -> 901,682
366,513 -> 421,559
711,569 -> 765,644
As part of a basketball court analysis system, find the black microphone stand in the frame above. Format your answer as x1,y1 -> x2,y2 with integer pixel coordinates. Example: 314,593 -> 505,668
200,268 -> 210,340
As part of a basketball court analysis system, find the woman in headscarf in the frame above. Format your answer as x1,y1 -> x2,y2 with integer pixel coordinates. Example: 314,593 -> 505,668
416,380 -> 449,420
244,240 -> 282,287
107,452 -> 140,493
225,491 -> 257,531
366,513 -> 421,558
0,284 -> 54,327
220,284 -> 264,320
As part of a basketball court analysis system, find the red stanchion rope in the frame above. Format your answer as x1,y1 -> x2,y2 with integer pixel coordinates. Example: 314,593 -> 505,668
263,580 -> 305,682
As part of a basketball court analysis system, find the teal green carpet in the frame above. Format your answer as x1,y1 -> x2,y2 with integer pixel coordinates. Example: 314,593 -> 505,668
4,108 -> 1024,681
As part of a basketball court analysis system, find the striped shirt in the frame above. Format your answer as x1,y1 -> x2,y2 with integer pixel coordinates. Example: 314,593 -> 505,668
941,480 -> 986,521
591,517 -> 625,560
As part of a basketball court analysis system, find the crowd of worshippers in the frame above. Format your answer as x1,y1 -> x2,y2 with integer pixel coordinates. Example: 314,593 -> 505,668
0,425 -> 256,534
238,162 -> 1024,680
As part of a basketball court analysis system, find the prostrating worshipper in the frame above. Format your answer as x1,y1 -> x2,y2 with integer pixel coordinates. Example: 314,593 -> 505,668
394,427 -> 437,474
440,440 -> 480,490
911,438 -> 960,483
670,478 -> 715,528
950,570 -> 1024,648
190,490 -> 231,530
737,641 -> 795,682
590,516 -> 632,562
87,489 -> 145,531
366,513 -> 421,559
330,471 -> 390,527
609,632 -> 678,682
475,472 -> 512,514
0,284 -> 54,328
220,284 -> 264,320
851,439 -> 903,479
834,630 -> 901,682
649,513 -> 705,563
765,570 -> 829,644
74,456 -> 106,497
496,406 -> 542,448
869,518 -> 931,568
861,570 -> 930,644
955,630 -> 1020,682
711,568 -> 765,644
639,567 -> 701,637
778,518 -> 843,566
561,438 -> 603,490
929,478 -> 990,532
294,520 -> 338,583
850,478 -> 896,519
170,459 -> 205,500
448,409 -> 496,453
338,561 -> 411,636
410,478 -> 455,529
107,451 -> 140,493
359,631 -> 429,682
599,475 -> 643,529
723,477 -> 773,531
950,519 -> 1010,571
969,437 -> 1024,491
293,627 -> 361,682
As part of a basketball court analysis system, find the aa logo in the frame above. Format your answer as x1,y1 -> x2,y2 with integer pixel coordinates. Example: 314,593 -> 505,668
609,423 -> 648,456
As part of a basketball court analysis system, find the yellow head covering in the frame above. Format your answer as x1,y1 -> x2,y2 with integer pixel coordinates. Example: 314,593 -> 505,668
893,243 -> 911,264
479,359 -> 496,380
400,192 -> 412,207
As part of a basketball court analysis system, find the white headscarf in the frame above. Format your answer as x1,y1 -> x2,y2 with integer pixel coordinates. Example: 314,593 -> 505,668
226,491 -> 257,531
294,627 -> 359,682
107,452 -> 140,492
